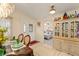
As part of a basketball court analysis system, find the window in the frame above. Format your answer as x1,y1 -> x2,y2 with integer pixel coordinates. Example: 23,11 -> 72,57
24,24 -> 26,33
0,19 -> 11,36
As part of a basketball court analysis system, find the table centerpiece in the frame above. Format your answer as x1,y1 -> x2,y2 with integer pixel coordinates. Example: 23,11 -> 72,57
0,26 -> 8,55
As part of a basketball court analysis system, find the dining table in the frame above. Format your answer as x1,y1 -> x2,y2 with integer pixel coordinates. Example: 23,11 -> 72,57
1,39 -> 33,56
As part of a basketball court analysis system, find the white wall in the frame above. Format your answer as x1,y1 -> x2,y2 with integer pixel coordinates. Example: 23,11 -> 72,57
11,10 -> 36,40
35,19 -> 44,42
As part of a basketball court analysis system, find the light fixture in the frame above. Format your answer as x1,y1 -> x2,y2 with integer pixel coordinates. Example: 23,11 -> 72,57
0,3 -> 15,18
49,5 -> 56,14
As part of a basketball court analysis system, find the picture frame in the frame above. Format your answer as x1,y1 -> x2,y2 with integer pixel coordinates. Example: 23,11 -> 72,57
29,24 -> 33,32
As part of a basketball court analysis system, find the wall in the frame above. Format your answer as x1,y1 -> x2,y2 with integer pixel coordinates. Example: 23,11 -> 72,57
11,10 -> 36,40
35,19 -> 44,42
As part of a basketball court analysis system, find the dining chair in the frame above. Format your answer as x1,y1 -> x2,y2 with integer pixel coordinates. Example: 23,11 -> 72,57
23,35 -> 34,56
18,33 -> 24,42
7,35 -> 34,56
24,35 -> 31,46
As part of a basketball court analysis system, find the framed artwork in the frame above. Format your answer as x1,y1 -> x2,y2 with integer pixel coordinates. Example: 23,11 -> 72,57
29,24 -> 33,32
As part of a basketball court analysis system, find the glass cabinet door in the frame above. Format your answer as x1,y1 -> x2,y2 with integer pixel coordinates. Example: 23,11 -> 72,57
55,23 -> 60,36
71,21 -> 74,38
74,21 -> 79,38
65,22 -> 68,37
62,22 -> 68,37
55,26 -> 57,36
57,23 -> 60,36
62,23 -> 65,37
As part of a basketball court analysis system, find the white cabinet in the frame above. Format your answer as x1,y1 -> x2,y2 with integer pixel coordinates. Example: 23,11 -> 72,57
53,39 -> 62,51
53,18 -> 79,55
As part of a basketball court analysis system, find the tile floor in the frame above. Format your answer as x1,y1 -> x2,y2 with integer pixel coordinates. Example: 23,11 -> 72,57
44,39 -> 53,46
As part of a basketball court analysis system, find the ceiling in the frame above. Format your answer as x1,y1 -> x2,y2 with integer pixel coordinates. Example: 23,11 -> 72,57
15,3 -> 79,19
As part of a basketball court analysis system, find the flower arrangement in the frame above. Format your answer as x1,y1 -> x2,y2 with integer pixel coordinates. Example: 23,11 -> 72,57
0,26 -> 8,47
0,26 -> 7,32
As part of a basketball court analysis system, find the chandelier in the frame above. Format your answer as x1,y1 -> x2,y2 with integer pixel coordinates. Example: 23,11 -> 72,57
0,3 -> 15,18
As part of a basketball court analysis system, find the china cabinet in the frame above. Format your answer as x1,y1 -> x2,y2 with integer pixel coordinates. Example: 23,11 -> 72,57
54,18 -> 79,39
53,18 -> 79,55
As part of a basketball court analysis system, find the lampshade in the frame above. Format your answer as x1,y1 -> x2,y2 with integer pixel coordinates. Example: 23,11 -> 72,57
49,5 -> 56,14
0,3 -> 15,18
50,9 -> 56,14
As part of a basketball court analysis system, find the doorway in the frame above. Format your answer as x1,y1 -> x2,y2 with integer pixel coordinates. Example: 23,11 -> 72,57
43,20 -> 53,46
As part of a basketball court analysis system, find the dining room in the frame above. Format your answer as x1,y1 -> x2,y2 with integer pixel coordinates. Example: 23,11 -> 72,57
1,3 -> 79,56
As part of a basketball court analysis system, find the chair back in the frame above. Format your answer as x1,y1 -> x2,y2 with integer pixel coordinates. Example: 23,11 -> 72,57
18,33 -> 24,42
24,35 -> 31,46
